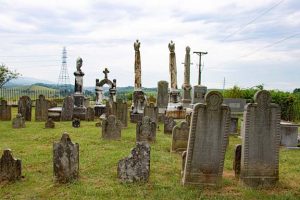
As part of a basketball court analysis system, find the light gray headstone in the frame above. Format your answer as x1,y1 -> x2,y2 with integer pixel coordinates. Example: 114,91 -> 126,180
102,115 -> 122,140
35,94 -> 49,121
223,98 -> 247,113
136,116 -> 156,142
0,149 -> 22,182
61,96 -> 74,121
156,81 -> 169,113
144,103 -> 158,123
280,121 -> 299,147
12,114 -> 25,128
18,96 -> 32,121
240,90 -> 281,187
171,121 -> 189,152
53,133 -> 79,183
182,91 -> 230,186
0,100 -> 11,121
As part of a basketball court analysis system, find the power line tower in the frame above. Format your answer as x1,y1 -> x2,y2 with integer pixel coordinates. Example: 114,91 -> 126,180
57,47 -> 70,96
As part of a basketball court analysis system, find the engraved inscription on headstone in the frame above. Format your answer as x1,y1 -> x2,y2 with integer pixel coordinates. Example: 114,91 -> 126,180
0,149 -> 22,182
18,96 -> 32,121
171,121 -> 189,152
136,116 -> 156,142
102,115 -> 122,140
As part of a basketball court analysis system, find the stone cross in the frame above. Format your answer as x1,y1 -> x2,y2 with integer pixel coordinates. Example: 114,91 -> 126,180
103,68 -> 109,79
182,91 -> 230,186
53,133 -> 79,183
136,116 -> 156,142
168,41 -> 177,89
0,149 -> 22,182
240,90 -> 281,187
134,39 -> 142,90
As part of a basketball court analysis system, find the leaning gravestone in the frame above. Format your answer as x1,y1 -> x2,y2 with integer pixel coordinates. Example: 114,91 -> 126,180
136,116 -> 156,142
18,96 -> 32,121
117,142 -> 150,183
144,103 -> 158,123
240,90 -> 281,187
12,114 -> 25,128
0,149 -> 22,182
0,100 -> 11,121
182,91 -> 230,186
112,100 -> 128,128
164,117 -> 177,134
102,115 -> 122,140
171,121 -> 189,152
85,107 -> 95,121
45,118 -> 55,128
61,96 -> 74,121
35,94 -> 50,121
53,133 -> 79,183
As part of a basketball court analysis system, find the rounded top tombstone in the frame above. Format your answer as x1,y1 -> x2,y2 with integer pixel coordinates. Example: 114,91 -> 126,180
205,91 -> 223,110
254,90 -> 271,107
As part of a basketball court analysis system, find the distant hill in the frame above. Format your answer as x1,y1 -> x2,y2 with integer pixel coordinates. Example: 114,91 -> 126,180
4,77 -> 55,88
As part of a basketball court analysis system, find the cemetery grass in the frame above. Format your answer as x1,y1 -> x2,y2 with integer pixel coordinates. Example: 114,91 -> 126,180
0,109 -> 299,199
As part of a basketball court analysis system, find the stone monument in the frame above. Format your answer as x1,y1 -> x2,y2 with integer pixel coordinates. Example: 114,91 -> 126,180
12,113 -> 25,128
0,149 -> 22,182
144,102 -> 158,124
61,96 -> 74,121
171,121 -> 189,152
112,99 -> 128,128
240,90 -> 281,187
136,116 -> 156,142
182,91 -> 230,186
182,46 -> 192,108
102,115 -> 122,140
156,80 -> 169,122
164,116 -> 177,134
35,94 -> 49,121
0,100 -> 11,121
18,96 -> 32,121
53,133 -> 79,183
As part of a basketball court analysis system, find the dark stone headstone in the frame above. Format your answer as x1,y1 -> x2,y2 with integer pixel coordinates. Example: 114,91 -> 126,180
117,142 -> 150,183
61,96 -> 74,121
45,118 -> 55,128
136,116 -> 156,142
0,149 -> 22,182
233,144 -> 241,178
0,100 -> 11,121
85,107 -> 95,121
35,94 -> 49,121
53,133 -> 79,183
164,117 -> 176,134
102,115 -> 122,140
72,118 -> 80,128
12,114 -> 25,128
18,96 -> 32,121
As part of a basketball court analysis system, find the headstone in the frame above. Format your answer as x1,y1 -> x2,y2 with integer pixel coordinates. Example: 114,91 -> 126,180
240,90 -> 281,187
0,149 -> 22,182
233,144 -> 242,178
144,103 -> 158,123
280,121 -> 299,147
12,114 -> 25,128
18,96 -> 32,121
0,100 -> 11,121
171,121 -> 189,152
185,112 -> 192,127
61,96 -> 74,121
156,80 -> 169,113
72,118 -> 80,128
182,91 -> 230,186
230,117 -> 239,134
182,46 -> 192,107
85,107 -> 95,121
45,118 -> 55,128
191,85 -> 207,104
117,142 -> 150,183
35,94 -> 49,121
164,117 -> 176,134
136,116 -> 156,142
223,98 -> 247,113
102,115 -> 122,140
53,133 -> 79,183
112,100 -> 128,127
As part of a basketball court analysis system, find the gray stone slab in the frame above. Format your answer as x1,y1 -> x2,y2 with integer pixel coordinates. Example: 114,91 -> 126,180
12,114 -> 25,128
280,121 -> 299,147
0,149 -> 22,182
223,98 -> 247,113
35,94 -> 49,121
171,121 -> 189,152
191,85 -> 207,104
61,96 -> 74,121
136,116 -> 156,142
102,115 -> 122,140
0,100 -> 11,121
112,100 -> 128,127
156,81 -> 169,112
18,96 -> 32,121
144,103 -> 158,123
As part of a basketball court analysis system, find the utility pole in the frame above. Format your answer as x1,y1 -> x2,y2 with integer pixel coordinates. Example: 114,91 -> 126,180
223,77 -> 226,93
193,51 -> 207,85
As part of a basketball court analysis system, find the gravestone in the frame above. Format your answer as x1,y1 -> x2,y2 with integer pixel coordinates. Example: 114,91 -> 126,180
144,103 -> 158,123
12,114 -> 25,128
0,100 -> 11,121
35,94 -> 49,121
230,117 -> 239,134
192,85 -> 207,104
18,96 -> 32,121
0,149 -> 22,182
182,91 -> 230,186
85,107 -> 95,121
117,142 -> 150,183
240,90 -> 281,187
223,98 -> 247,113
233,144 -> 242,178
61,96 -> 74,121
136,116 -> 156,142
112,100 -> 128,127
72,118 -> 80,128
280,121 -> 299,147
156,80 -> 169,114
164,117 -> 176,134
171,121 -> 189,152
45,118 -> 55,128
53,133 -> 79,183
102,115 -> 122,140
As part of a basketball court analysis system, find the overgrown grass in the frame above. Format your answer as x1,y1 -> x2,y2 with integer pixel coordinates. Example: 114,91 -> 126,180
0,108 -> 300,199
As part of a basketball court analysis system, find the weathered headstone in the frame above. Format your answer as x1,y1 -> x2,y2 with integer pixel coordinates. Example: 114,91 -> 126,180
117,142 -> 150,183
240,90 -> 281,187
18,96 -> 32,121
144,103 -> 158,123
0,149 -> 22,182
192,85 -> 207,104
61,96 -> 74,121
156,80 -> 169,113
85,107 -> 95,121
164,117 -> 176,134
280,121 -> 299,147
136,116 -> 156,142
0,100 -> 11,121
35,94 -> 49,121
223,98 -> 247,113
171,121 -> 189,152
53,133 -> 79,183
112,100 -> 128,128
12,114 -> 25,128
72,118 -> 80,128
230,117 -> 239,134
102,115 -> 122,140
182,91 -> 230,186
45,118 -> 55,128
233,144 -> 242,178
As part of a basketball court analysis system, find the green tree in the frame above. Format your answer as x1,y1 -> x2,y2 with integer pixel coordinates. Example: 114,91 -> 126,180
0,64 -> 20,88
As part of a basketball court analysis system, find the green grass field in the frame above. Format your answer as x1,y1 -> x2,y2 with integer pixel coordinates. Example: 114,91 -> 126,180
0,108 -> 300,199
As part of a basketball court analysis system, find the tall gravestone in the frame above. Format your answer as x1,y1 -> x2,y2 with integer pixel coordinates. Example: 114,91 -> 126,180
164,117 -> 177,134
144,103 -> 158,124
53,133 -> 79,183
156,80 -> 169,114
171,121 -> 189,152
18,96 -> 32,121
112,99 -> 128,128
240,90 -> 281,187
136,116 -> 156,142
35,94 -> 49,121
182,46 -> 192,107
182,91 -> 230,186
0,149 -> 22,182
61,96 -> 74,121
102,115 -> 122,140
12,114 -> 25,128
0,100 -> 11,121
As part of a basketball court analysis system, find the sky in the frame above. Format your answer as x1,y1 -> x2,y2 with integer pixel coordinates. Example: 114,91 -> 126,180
0,0 -> 299,91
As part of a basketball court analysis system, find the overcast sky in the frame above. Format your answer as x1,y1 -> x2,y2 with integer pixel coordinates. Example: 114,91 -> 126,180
0,0 -> 299,91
